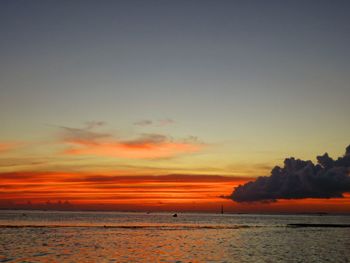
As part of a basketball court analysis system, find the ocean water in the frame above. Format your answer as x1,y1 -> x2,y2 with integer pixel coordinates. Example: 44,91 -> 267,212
0,211 -> 350,263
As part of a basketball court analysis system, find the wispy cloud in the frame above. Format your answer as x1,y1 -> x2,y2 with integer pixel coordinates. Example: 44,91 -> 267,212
60,126 -> 111,144
85,121 -> 106,129
0,142 -> 21,153
134,120 -> 153,126
134,118 -> 175,127
60,123 -> 203,159
158,118 -> 174,126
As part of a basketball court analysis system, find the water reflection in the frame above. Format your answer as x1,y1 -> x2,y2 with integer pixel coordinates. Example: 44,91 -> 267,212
1,211 -> 350,262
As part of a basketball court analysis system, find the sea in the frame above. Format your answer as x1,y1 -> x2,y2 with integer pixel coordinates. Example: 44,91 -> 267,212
0,210 -> 349,263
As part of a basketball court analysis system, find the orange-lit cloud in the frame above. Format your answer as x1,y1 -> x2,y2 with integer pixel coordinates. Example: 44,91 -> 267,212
0,142 -> 19,153
0,171 -> 248,212
60,125 -> 203,159
1,171 -> 350,213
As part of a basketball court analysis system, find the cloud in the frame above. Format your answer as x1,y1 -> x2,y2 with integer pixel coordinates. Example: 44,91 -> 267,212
61,126 -> 111,144
133,118 -> 175,127
0,157 -> 48,168
60,124 -> 203,159
0,143 -> 13,152
0,172 -> 247,210
65,133 -> 202,159
85,121 -> 106,129
134,120 -> 153,126
230,145 -> 350,202
121,134 -> 168,148
0,142 -> 21,153
158,118 -> 174,126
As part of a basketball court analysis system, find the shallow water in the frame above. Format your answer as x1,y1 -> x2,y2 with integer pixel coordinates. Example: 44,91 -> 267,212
0,211 -> 350,262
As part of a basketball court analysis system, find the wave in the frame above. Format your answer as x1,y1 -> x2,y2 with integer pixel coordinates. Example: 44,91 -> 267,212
2,223 -> 350,229
287,224 -> 350,228
0,224 -> 260,230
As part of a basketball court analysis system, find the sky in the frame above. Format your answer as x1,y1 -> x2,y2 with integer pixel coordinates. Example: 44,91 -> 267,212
0,0 -> 350,212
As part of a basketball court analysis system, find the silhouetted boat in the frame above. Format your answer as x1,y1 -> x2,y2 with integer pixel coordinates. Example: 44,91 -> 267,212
172,213 -> 178,217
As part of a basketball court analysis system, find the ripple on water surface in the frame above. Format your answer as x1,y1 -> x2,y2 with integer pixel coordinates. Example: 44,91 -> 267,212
1,211 -> 350,262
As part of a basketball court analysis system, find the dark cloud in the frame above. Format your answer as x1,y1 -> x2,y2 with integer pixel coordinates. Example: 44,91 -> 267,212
79,174 -> 247,184
231,145 -> 350,202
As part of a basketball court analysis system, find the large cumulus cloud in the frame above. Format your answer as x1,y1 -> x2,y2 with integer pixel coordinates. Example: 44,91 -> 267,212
231,145 -> 350,202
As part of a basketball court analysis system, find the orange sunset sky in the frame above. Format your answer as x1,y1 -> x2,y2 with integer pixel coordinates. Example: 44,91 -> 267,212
1,1 -> 350,213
